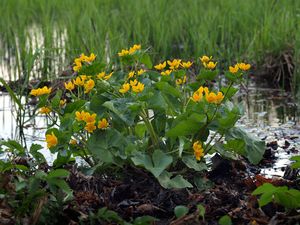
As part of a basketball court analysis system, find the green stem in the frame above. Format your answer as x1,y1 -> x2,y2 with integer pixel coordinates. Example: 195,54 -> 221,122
140,108 -> 159,148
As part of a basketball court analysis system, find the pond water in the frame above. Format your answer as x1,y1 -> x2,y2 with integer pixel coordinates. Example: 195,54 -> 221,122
0,83 -> 299,177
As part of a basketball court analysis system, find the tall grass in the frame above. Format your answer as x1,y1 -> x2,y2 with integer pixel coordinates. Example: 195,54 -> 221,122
0,0 -> 299,90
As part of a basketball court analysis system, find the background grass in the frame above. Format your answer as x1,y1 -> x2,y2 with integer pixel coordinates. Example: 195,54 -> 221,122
0,0 -> 299,93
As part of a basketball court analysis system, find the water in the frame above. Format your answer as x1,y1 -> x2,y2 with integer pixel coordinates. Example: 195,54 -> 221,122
0,84 -> 299,176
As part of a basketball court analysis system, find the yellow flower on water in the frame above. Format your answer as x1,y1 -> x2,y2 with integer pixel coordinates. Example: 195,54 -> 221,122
73,76 -> 85,86
200,55 -> 212,63
69,139 -> 77,145
119,83 -> 130,93
84,79 -> 95,93
39,106 -> 51,114
181,61 -> 193,69
193,141 -> 204,161
84,112 -> 97,123
30,86 -> 52,96
238,62 -> 251,71
132,82 -> 145,93
46,132 -> 58,148
191,91 -> 203,102
229,65 -> 239,74
130,79 -> 138,87
137,69 -> 146,76
154,61 -> 167,70
60,99 -> 66,107
84,122 -> 96,133
128,71 -> 135,79
75,111 -> 87,121
64,81 -> 75,91
98,118 -> 109,129
203,61 -> 217,70
167,59 -> 181,70
118,49 -> 130,57
104,72 -> 113,80
161,70 -> 172,76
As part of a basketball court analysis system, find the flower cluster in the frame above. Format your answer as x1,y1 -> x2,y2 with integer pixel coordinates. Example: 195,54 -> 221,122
154,60 -> 193,76
118,44 -> 141,57
119,78 -> 145,94
73,53 -> 96,72
64,75 -> 95,94
229,62 -> 251,73
30,86 -> 52,97
193,141 -> 204,161
200,55 -> 217,69
97,72 -> 113,80
191,86 -> 224,104
75,111 -> 109,133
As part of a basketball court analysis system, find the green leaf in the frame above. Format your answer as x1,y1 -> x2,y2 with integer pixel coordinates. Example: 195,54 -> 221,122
50,90 -> 62,109
167,114 -> 206,137
291,156 -> 300,169
197,204 -> 206,220
140,54 -> 153,69
30,144 -> 46,163
132,216 -> 156,225
226,127 -> 265,164
218,215 -> 232,225
174,205 -> 189,218
157,171 -> 193,189
79,62 -> 106,75
47,169 -> 70,179
48,179 -> 73,201
197,69 -> 219,81
0,140 -> 25,156
182,156 -> 207,172
155,81 -> 181,98
193,176 -> 214,191
131,150 -> 173,178
64,100 -> 86,114
221,86 -> 238,99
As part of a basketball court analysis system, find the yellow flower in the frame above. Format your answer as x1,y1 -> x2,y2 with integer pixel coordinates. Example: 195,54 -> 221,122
73,76 -> 85,86
167,59 -> 181,70
128,71 -> 135,79
86,53 -> 96,63
97,72 -> 106,79
46,132 -> 58,148
30,86 -> 52,96
39,106 -> 51,114
118,49 -> 130,57
80,75 -> 88,81
154,61 -> 167,70
130,79 -> 138,87
64,81 -> 75,91
229,65 -> 239,74
191,91 -> 203,102
203,61 -> 217,70
181,61 -> 193,69
193,141 -> 204,161
84,112 -> 97,123
104,72 -> 113,80
84,79 -> 95,93
84,122 -> 96,133
137,69 -> 146,76
132,82 -> 145,93
200,55 -> 212,63
73,62 -> 82,72
98,118 -> 109,129
60,99 -> 66,107
75,111 -> 87,121
205,91 -> 224,104
206,92 -> 217,103
238,63 -> 251,71
161,69 -> 172,76
176,76 -> 187,85
119,83 -> 130,93
69,139 -> 77,145
129,44 -> 141,54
